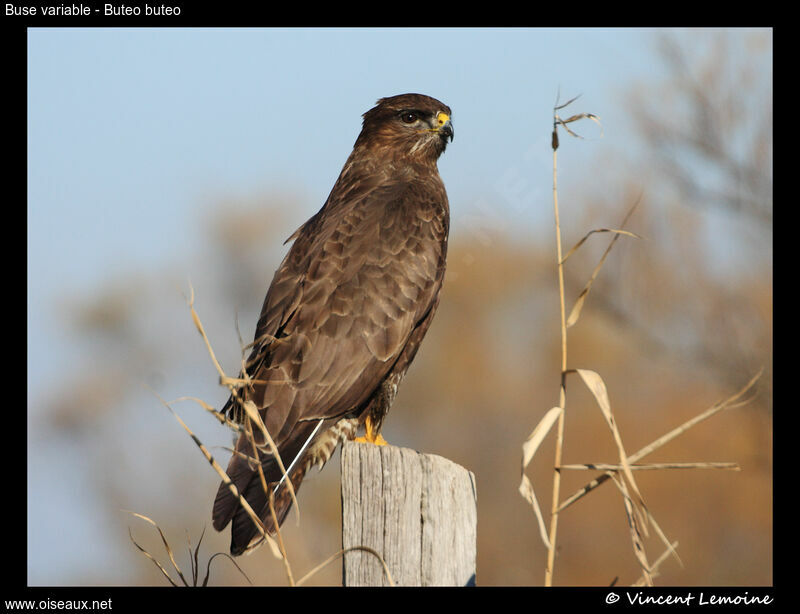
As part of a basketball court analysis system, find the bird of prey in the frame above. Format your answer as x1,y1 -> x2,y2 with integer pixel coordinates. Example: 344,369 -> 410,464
212,93 -> 454,555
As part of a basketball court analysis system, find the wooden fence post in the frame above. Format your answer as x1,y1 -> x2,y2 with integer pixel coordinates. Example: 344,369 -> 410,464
341,441 -> 477,586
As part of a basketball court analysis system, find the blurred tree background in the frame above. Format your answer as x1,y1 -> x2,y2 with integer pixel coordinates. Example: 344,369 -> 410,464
31,30 -> 771,586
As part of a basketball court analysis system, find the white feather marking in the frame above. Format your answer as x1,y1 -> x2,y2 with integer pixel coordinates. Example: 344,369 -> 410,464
272,418 -> 325,494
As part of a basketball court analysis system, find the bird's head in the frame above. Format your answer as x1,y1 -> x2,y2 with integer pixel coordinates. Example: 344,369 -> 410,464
355,93 -> 454,163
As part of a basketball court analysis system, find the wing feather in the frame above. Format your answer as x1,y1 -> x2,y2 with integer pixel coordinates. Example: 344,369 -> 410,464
230,181 -> 445,439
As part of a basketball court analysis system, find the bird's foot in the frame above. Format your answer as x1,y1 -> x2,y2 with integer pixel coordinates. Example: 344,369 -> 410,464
354,433 -> 388,446
354,416 -> 388,446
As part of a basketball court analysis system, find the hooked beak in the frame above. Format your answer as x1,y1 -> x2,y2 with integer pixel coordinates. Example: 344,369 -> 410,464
435,111 -> 454,142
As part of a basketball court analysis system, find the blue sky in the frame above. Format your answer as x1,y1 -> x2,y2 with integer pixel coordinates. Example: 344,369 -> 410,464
26,27 -> 770,584
28,27 -> 653,293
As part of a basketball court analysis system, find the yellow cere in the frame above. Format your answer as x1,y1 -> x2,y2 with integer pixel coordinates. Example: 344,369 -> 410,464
437,112 -> 450,126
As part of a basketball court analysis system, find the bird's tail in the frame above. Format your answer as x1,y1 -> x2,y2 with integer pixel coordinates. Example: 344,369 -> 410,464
212,420 -> 323,556
236,465 -> 308,556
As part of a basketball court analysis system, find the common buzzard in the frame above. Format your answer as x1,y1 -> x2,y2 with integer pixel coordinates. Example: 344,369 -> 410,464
212,93 -> 454,555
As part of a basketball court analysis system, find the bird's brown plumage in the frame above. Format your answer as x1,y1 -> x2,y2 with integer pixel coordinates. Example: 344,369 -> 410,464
211,93 -> 453,555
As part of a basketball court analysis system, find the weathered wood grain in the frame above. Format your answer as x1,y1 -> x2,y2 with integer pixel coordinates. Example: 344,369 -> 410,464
341,441 -> 477,586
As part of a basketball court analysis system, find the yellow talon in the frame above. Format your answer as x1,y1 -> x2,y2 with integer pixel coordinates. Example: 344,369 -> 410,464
354,416 -> 389,446
372,433 -> 389,446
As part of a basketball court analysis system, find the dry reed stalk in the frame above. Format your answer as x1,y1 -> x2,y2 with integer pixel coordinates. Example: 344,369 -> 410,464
135,284 -> 302,585
544,108 -> 568,584
296,546 -> 396,587
560,462 -> 740,471
575,368 -> 649,533
519,93 -> 755,586
556,369 -> 760,513
150,284 -> 399,586
186,287 -> 299,581
610,473 -> 653,585
185,283 -> 301,526
631,540 -> 679,586
150,390 -> 285,562
126,511 -> 252,586
543,95 -> 604,586
519,406 -> 564,549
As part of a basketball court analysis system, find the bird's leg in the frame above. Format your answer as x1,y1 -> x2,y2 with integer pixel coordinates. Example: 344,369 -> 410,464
354,415 -> 388,446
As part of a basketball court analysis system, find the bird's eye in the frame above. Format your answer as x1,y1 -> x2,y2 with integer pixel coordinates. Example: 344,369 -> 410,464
400,112 -> 418,124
